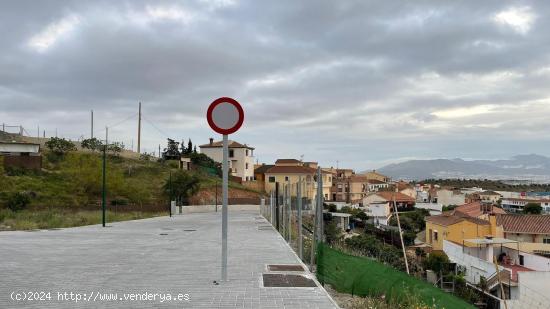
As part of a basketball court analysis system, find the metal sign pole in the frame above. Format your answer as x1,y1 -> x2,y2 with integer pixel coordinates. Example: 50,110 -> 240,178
221,134 -> 229,281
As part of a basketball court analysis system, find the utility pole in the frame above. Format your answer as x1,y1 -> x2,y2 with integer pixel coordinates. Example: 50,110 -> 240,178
169,171 -> 172,217
137,102 -> 142,154
37,125 -> 39,138
91,110 -> 94,139
393,186 -> 409,274
102,126 -> 108,228
158,144 -> 161,158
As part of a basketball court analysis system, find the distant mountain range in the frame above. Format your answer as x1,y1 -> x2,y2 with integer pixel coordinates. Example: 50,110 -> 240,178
377,154 -> 550,183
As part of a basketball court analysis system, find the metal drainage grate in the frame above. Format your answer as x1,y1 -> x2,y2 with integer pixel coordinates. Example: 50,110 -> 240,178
262,274 -> 317,288
159,233 -> 168,236
257,225 -> 273,230
267,264 -> 305,272
183,229 -> 196,232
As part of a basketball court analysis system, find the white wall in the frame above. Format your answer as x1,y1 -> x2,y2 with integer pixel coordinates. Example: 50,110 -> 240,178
415,203 -> 442,215
200,146 -> 254,181
0,143 -> 39,153
443,240 -> 503,284
437,189 -> 465,206
506,272 -> 550,309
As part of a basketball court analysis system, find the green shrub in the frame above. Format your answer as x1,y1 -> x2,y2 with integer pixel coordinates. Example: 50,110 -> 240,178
6,192 -> 31,212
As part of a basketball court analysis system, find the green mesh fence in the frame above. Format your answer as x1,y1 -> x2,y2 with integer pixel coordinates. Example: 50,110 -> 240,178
316,243 -> 475,309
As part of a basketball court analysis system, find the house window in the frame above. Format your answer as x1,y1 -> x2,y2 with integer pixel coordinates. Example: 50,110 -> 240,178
544,238 -> 550,244
429,229 -> 433,243
268,176 -> 275,183
246,149 -> 249,156
434,231 -> 438,241
285,176 -> 289,181
245,163 -> 249,169
229,149 -> 234,158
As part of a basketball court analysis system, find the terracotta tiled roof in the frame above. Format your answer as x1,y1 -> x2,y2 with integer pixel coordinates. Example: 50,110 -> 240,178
199,140 -> 254,149
451,202 -> 506,218
374,191 -> 415,203
496,214 -> 550,234
349,175 -> 368,182
275,159 -> 301,164
397,182 -> 413,191
426,215 -> 465,226
426,213 -> 490,227
254,164 -> 274,174
265,165 -> 316,174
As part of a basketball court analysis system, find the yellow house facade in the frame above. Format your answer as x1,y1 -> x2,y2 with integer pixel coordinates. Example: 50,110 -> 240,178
263,159 -> 332,201
425,214 -> 492,251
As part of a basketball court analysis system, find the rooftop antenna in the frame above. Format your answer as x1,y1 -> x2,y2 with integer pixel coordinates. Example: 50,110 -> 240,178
300,154 -> 304,162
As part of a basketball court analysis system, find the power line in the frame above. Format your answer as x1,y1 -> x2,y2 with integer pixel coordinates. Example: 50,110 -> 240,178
141,115 -> 174,139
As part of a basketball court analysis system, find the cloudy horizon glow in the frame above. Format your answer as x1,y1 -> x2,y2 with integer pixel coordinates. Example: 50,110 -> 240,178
1,0 -> 550,170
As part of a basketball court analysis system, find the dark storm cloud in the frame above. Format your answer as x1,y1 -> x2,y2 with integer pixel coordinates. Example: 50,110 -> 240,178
1,0 -> 549,168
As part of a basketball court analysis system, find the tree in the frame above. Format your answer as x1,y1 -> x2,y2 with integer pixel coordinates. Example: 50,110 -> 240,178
193,145 -> 197,153
162,138 -> 180,160
424,251 -> 450,273
324,222 -> 341,244
180,139 -> 187,154
187,139 -> 193,154
523,203 -> 542,214
107,142 -> 124,156
81,138 -> 103,152
45,137 -> 76,155
164,171 -> 201,204
189,152 -> 221,174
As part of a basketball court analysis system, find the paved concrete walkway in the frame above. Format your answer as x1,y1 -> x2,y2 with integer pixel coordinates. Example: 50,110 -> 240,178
0,210 -> 338,308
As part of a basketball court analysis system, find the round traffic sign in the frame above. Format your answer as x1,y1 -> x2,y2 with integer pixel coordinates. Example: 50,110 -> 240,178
207,97 -> 244,135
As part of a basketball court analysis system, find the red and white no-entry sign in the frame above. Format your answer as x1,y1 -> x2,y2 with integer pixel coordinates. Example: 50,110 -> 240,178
207,97 -> 244,135
206,97 -> 245,282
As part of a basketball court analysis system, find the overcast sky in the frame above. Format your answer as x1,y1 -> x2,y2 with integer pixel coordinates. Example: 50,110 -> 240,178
1,0 -> 549,170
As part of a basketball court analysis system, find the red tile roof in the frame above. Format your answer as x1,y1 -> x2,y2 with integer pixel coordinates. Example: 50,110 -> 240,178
199,140 -> 254,149
374,191 -> 415,203
265,165 -> 316,174
426,213 -> 490,227
496,214 -> 550,234
275,159 -> 302,164
452,202 -> 506,218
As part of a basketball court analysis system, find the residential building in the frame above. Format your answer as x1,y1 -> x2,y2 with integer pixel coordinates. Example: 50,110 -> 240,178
331,174 -> 370,204
263,159 -> 331,202
199,138 -> 255,181
363,191 -> 415,226
435,188 -> 466,206
396,181 -> 416,199
0,141 -> 42,170
495,214 -> 550,245
425,213 -> 491,251
501,197 -> 550,214
449,201 -> 506,220
443,238 -> 550,306
479,190 -> 502,204
366,179 -> 388,192
363,170 -> 390,183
